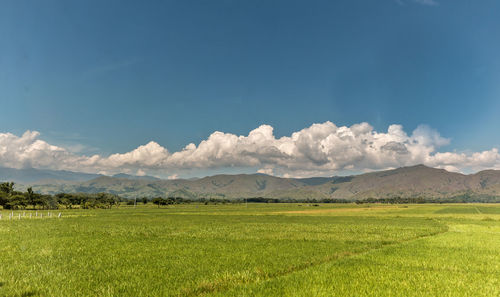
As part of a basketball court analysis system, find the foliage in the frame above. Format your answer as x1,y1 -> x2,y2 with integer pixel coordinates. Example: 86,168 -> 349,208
0,181 -> 122,209
355,195 -> 500,204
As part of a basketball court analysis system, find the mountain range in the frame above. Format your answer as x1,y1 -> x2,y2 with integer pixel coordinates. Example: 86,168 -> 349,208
3,165 -> 500,200
0,166 -> 102,183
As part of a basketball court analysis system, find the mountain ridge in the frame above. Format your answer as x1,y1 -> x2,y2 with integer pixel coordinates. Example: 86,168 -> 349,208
4,165 -> 500,200
0,166 -> 102,183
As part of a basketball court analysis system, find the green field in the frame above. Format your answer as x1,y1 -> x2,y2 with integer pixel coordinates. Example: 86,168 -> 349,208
0,203 -> 499,296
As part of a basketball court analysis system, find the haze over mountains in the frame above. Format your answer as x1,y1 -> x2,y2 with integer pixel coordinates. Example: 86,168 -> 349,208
3,165 -> 500,201
0,167 -> 102,183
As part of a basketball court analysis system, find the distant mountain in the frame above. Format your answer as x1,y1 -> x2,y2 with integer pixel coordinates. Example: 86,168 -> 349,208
0,166 -> 163,184
0,167 -> 101,183
112,173 -> 160,181
8,165 -> 500,201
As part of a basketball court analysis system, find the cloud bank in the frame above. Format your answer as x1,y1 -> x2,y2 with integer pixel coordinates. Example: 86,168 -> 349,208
1,122 -> 500,177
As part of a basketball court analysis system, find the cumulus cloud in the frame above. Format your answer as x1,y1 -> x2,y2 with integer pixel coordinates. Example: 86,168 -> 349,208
257,167 -> 275,176
0,131 -> 91,170
103,142 -> 169,168
167,174 -> 179,180
1,122 -> 500,177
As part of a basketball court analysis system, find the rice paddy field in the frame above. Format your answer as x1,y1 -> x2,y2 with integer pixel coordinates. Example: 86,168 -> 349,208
0,203 -> 499,296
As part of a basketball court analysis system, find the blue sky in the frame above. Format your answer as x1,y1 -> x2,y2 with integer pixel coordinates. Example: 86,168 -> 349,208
1,0 -> 500,177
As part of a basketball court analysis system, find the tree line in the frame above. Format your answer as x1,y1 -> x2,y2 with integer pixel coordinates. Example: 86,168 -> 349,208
354,195 -> 500,204
0,182 -> 122,210
5,180 -> 499,209
126,197 -> 190,207
135,197 -> 353,205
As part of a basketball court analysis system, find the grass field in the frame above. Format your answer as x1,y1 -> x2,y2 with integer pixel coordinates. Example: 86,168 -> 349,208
0,203 -> 499,296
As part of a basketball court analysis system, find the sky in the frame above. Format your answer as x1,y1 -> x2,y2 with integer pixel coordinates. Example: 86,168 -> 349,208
1,0 -> 500,178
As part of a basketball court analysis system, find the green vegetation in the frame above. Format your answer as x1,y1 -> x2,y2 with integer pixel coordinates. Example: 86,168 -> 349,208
355,195 -> 500,204
0,203 -> 499,296
0,182 -> 122,209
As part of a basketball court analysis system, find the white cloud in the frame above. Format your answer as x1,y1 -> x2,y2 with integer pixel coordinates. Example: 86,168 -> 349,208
0,130 -> 90,170
257,167 -> 275,176
1,122 -> 500,177
103,141 -> 169,168
167,174 -> 179,180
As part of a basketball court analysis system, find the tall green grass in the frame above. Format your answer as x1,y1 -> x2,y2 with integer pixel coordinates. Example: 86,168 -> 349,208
0,204 -> 498,296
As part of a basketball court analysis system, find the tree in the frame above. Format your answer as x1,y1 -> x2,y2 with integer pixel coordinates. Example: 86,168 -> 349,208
26,187 -> 38,209
0,182 -> 14,195
0,182 -> 15,209
151,197 -> 167,208
0,191 -> 8,208
7,194 -> 27,209
142,197 -> 148,204
0,182 -> 124,210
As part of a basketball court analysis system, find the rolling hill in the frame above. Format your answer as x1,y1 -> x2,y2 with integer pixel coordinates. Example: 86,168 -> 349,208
4,164 -> 500,200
